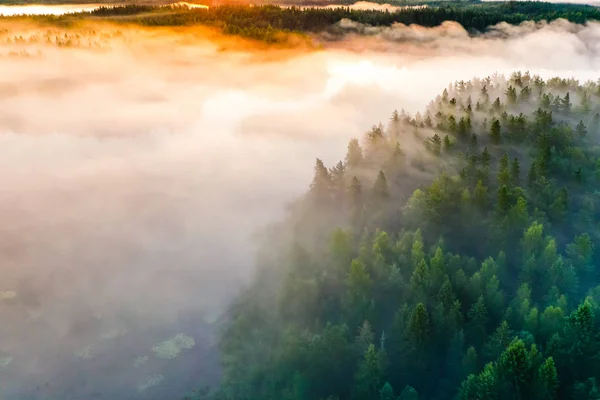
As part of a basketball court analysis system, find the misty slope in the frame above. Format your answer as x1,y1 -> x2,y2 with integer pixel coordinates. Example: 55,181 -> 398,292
211,74 -> 600,400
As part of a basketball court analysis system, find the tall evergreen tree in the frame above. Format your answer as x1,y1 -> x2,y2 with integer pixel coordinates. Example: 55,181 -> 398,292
490,119 -> 501,144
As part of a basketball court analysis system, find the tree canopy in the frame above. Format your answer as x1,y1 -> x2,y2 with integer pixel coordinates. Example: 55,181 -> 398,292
200,73 -> 600,400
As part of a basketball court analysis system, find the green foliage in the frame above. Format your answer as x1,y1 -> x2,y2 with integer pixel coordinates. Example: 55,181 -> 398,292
373,171 -> 390,199
215,75 -> 600,400
379,382 -> 396,400
353,344 -> 385,400
398,385 -> 418,400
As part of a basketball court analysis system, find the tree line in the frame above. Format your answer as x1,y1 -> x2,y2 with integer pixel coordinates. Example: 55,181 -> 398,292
20,2 -> 600,42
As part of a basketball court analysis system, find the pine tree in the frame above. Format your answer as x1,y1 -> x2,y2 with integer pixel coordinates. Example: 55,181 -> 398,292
353,344 -> 384,400
576,120 -> 587,137
474,180 -> 488,209
552,95 -> 561,111
350,176 -> 362,207
506,85 -> 518,104
430,134 -> 442,155
424,115 -> 432,128
356,320 -> 375,355
407,303 -> 430,350
481,84 -> 489,101
345,260 -> 373,325
541,93 -> 551,109
477,363 -> 499,400
520,86 -> 531,102
535,357 -> 558,400
311,158 -> 332,206
498,153 -> 511,187
330,161 -> 345,191
549,188 -> 568,223
385,143 -> 405,178
528,162 -> 537,187
368,124 -> 385,145
411,260 -> 429,301
443,135 -> 452,152
497,339 -> 533,399
373,170 -> 390,199
380,382 -> 397,400
448,115 -> 457,133
457,374 -> 478,400
437,278 -> 456,309
398,386 -> 418,400
481,147 -> 491,168
564,300 -> 595,352
483,321 -> 513,362
490,119 -> 501,144
561,92 -> 571,112
468,296 -> 489,347
493,97 -> 502,112
458,117 -> 469,138
497,185 -> 511,214
565,233 -> 594,273
462,346 -> 478,376
580,91 -> 591,112
346,138 -> 364,168
511,157 -> 520,185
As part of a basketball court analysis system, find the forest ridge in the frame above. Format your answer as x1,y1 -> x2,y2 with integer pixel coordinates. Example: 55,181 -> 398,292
199,73 -> 600,400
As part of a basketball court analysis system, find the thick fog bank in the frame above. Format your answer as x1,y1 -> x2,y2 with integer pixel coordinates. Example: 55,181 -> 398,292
1,16 -> 600,399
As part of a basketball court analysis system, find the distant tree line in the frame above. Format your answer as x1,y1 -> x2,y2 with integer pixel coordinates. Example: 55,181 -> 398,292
20,2 -> 600,42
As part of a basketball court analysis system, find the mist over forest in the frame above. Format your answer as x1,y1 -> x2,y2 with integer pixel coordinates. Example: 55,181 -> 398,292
2,2 -> 600,399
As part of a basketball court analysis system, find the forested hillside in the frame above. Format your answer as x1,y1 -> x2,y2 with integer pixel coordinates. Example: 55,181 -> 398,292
205,73 -> 600,400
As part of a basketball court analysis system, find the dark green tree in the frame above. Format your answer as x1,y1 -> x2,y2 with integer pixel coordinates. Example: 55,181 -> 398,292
490,119 -> 501,144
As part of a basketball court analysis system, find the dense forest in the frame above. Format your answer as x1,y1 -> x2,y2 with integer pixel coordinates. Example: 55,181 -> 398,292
18,2 -> 600,42
190,73 -> 600,400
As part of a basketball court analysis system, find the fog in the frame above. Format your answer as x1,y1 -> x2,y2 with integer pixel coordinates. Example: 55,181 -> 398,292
2,10 -> 600,399
0,4 -> 102,15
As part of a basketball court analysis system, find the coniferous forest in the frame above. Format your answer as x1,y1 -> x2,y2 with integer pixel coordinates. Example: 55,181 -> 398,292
199,73 -> 600,400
